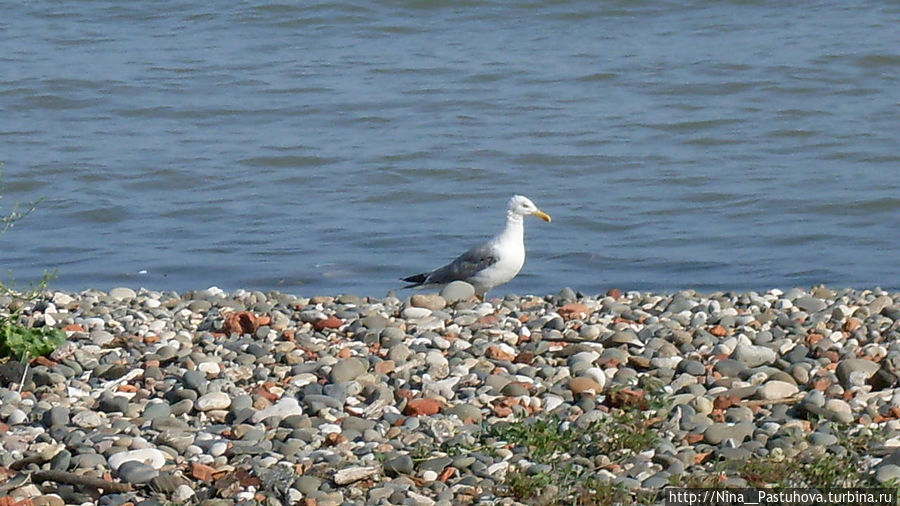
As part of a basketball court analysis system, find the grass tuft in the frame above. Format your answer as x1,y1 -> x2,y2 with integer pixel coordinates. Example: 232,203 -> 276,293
468,384 -> 669,505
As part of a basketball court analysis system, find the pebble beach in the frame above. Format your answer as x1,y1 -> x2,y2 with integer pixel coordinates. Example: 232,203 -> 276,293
2,283 -> 900,505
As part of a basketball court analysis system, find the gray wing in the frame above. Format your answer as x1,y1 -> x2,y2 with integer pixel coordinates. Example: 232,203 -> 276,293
425,242 -> 499,284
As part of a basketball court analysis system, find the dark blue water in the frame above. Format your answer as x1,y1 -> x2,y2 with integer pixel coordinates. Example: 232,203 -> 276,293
2,1 -> 899,296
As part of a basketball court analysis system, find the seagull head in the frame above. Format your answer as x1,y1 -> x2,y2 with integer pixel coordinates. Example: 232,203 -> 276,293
508,195 -> 551,222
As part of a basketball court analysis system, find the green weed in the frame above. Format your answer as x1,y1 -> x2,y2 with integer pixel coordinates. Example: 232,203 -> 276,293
0,165 -> 65,362
474,385 -> 669,504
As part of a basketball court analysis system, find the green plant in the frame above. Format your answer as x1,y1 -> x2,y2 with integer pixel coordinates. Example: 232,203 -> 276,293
0,274 -> 66,363
473,386 -> 669,504
489,416 -> 574,460
504,471 -> 553,502
574,477 -> 658,506
0,322 -> 66,361
0,165 -> 65,362
697,421 -> 886,490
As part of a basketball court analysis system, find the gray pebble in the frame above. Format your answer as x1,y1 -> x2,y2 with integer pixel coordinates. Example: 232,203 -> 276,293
329,358 -> 367,383
384,454 -> 415,476
44,406 -> 70,427
116,460 -> 160,484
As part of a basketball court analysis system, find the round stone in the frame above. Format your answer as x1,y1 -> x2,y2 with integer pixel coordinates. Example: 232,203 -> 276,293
108,448 -> 167,472
108,287 -> 137,300
809,432 -> 838,447
835,359 -> 880,388
500,383 -> 529,396
446,404 -> 483,424
410,294 -> 447,311
181,370 -> 209,393
681,360 -> 706,376
440,281 -> 475,304
384,455 -> 414,476
142,402 -> 172,421
250,397 -> 303,423
44,406 -> 70,427
296,475 -> 323,495
876,464 -> 900,484
330,358 -> 367,383
98,396 -> 129,413
704,422 -> 754,445
756,381 -> 799,400
824,399 -> 853,424
115,461 -> 159,484
794,296 -> 827,313
401,306 -> 432,320
568,376 -> 604,395
72,410 -> 103,429
52,292 -> 74,306
196,392 -> 232,412
172,484 -> 196,502
732,343 -> 776,367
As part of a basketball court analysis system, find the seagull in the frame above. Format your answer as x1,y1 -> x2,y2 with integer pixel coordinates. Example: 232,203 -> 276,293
402,195 -> 551,299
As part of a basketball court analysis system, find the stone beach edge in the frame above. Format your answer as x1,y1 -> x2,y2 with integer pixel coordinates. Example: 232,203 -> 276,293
1,283 -> 899,505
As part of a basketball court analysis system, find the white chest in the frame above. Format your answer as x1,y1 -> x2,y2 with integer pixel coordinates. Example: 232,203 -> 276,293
470,242 -> 525,290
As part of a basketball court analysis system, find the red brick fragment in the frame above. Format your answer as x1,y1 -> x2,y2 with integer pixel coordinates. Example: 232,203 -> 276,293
313,316 -> 342,331
223,311 -> 259,335
404,398 -> 443,416
191,462 -> 217,481
559,303 -> 590,320
486,346 -> 515,362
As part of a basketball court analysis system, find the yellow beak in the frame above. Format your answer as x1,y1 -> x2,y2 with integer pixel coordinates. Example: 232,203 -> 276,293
532,210 -> 552,222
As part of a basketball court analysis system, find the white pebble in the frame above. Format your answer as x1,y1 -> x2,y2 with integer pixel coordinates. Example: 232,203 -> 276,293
431,335 -> 451,350
108,448 -> 167,471
7,409 -> 27,425
757,381 -> 799,400
290,373 -> 318,388
82,317 -> 105,329
286,489 -> 303,504
250,397 -> 303,423
172,484 -> 195,502
543,395 -> 565,412
402,307 -> 432,320
72,411 -> 104,429
582,367 -> 607,390
692,396 -> 713,414
408,491 -> 436,506
52,292 -> 74,306
183,446 -> 202,458
333,466 -> 379,485
197,362 -> 221,375
570,351 -> 600,364
487,461 -> 509,478
320,423 -> 342,434
196,392 -> 232,411
210,442 -> 228,457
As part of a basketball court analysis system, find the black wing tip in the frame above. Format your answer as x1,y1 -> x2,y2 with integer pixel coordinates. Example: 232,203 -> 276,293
401,273 -> 428,285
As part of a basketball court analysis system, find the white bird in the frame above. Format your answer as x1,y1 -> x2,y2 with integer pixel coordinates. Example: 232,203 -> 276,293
402,195 -> 551,299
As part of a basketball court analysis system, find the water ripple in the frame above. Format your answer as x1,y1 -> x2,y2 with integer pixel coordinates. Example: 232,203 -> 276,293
2,0 -> 898,294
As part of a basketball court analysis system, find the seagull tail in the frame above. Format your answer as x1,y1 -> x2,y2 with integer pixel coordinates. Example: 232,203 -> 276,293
401,273 -> 428,288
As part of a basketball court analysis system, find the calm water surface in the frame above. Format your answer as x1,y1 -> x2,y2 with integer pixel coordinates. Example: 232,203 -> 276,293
2,1 -> 899,296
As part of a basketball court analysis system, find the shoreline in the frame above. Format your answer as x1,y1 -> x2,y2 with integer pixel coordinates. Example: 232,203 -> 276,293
1,284 -> 899,504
